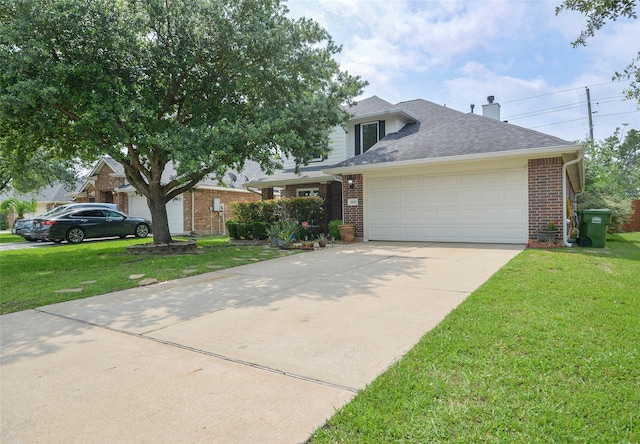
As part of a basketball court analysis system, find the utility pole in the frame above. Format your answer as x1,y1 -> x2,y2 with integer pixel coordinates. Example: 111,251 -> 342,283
585,87 -> 594,141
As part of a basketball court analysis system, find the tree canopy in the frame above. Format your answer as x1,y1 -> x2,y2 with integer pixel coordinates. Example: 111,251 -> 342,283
580,126 -> 639,231
0,146 -> 78,194
0,0 -> 367,243
556,0 -> 639,103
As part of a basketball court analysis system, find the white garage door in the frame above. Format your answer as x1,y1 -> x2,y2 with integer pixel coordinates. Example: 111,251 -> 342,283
128,194 -> 185,235
367,168 -> 527,243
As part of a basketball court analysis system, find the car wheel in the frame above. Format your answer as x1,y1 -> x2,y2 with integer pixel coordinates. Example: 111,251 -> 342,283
66,227 -> 85,244
135,223 -> 150,238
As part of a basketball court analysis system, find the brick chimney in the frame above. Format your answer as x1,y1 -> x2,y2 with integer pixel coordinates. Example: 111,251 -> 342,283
482,95 -> 501,120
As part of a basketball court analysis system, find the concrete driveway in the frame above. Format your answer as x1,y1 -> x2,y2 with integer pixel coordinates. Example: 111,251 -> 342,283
1,242 -> 522,443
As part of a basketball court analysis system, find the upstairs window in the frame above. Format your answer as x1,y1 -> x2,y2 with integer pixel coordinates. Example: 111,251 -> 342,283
355,120 -> 385,155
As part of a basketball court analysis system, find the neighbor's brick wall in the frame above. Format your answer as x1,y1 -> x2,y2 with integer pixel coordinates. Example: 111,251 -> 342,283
77,165 -> 129,213
343,174 -> 364,238
184,189 -> 260,235
528,157 -> 563,240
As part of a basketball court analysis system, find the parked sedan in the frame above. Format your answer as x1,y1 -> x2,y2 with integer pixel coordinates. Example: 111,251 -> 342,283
32,208 -> 151,244
12,203 -> 119,242
12,218 -> 35,240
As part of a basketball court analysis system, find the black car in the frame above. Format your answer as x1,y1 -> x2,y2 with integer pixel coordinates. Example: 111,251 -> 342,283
32,208 -> 151,244
12,203 -> 119,241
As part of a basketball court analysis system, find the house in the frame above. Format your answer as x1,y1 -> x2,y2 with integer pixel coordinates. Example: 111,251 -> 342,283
248,96 -> 584,245
67,156 -> 262,235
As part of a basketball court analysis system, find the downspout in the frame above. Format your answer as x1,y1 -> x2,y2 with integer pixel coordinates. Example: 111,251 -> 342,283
562,150 -> 584,247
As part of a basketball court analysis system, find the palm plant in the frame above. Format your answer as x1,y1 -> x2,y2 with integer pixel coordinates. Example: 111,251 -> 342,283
0,197 -> 37,220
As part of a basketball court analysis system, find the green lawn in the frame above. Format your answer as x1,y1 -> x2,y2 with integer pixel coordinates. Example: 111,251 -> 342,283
0,232 -> 26,243
310,233 -> 640,443
0,236 -> 297,314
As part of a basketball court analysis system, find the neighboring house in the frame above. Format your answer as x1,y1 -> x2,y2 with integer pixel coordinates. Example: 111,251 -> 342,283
1,182 -> 82,226
248,95 -> 584,245
67,157 -> 262,235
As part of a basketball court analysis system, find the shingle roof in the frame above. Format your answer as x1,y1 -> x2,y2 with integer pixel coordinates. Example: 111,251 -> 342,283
2,181 -> 83,203
332,98 -> 575,168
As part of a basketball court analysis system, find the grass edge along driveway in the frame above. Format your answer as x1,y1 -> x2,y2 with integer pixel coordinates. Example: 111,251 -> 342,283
310,233 -> 640,443
0,236 -> 299,314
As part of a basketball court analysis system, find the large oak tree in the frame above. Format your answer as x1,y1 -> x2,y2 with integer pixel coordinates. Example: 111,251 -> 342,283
0,0 -> 366,243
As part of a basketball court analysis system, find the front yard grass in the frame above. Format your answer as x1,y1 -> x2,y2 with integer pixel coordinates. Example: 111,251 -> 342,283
310,232 -> 640,443
0,236 -> 297,314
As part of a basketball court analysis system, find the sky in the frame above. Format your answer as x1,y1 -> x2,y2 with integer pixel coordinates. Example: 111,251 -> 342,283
286,0 -> 639,143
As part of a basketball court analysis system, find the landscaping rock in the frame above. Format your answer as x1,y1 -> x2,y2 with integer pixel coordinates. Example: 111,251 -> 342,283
129,274 -> 146,280
138,278 -> 158,286
54,288 -> 83,293
126,240 -> 197,255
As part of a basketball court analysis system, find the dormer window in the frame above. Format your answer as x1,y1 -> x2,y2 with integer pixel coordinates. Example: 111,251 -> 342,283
355,120 -> 385,155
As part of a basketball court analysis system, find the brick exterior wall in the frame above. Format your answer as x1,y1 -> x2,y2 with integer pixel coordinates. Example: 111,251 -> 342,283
342,174 -> 364,238
184,188 -> 261,235
528,157 -> 564,241
76,165 -> 129,213
261,188 -> 274,200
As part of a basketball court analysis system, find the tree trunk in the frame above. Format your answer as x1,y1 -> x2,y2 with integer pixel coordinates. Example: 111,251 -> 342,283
147,187 -> 173,244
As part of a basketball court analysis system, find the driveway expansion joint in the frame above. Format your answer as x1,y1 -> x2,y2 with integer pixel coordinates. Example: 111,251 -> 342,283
35,308 -> 359,394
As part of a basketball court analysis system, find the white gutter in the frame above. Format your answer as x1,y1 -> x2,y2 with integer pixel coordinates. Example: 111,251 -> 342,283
562,149 -> 584,247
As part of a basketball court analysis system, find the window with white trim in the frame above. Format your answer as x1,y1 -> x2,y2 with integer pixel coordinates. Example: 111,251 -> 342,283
296,188 -> 319,197
355,120 -> 385,155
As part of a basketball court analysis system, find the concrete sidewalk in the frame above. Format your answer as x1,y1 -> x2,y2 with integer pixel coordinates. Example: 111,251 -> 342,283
1,242 -> 522,443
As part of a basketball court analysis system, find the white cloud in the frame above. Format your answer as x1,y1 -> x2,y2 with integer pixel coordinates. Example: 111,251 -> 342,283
285,0 -> 639,140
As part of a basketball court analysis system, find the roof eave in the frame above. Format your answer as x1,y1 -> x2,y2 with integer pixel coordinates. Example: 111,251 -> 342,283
350,107 -> 420,124
245,174 -> 338,189
323,144 -> 584,175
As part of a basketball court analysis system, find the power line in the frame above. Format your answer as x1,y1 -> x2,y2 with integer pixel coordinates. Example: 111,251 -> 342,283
500,79 -> 631,105
529,110 -> 639,129
503,93 -> 628,122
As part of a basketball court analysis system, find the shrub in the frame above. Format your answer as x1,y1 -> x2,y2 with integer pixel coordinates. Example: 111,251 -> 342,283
252,222 -> 269,240
231,197 -> 324,228
236,223 -> 253,239
578,191 -> 632,233
0,213 -> 8,230
328,219 -> 343,240
226,221 -> 240,239
231,200 -> 281,224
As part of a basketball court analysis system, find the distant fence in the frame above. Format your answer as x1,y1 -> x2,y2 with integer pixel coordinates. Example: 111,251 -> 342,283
623,200 -> 640,232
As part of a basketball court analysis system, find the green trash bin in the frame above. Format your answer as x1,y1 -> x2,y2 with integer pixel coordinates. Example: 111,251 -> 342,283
578,209 -> 611,248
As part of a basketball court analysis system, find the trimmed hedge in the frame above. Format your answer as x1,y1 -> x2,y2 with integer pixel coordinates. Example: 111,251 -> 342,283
226,221 -> 239,239
252,222 -> 269,240
228,198 -> 326,240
